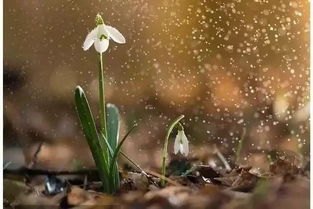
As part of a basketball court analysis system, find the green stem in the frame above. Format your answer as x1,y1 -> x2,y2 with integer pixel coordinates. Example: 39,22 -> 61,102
98,53 -> 111,193
161,115 -> 185,186
235,127 -> 246,164
99,53 -> 108,139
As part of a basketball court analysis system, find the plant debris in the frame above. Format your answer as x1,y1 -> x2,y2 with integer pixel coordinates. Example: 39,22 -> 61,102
3,155 -> 309,209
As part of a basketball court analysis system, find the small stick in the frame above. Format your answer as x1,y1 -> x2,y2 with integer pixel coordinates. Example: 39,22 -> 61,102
146,170 -> 182,186
120,152 -> 148,176
120,152 -> 160,186
28,142 -> 44,168
83,175 -> 88,190
214,145 -> 232,171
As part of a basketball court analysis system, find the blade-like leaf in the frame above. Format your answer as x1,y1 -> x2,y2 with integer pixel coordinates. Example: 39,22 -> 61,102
99,133 -> 114,158
106,104 -> 120,150
74,86 -> 110,191
109,124 -> 137,177
99,132 -> 119,192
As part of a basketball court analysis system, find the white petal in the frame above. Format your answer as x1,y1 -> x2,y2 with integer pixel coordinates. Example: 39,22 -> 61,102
105,25 -> 126,44
94,38 -> 109,53
182,141 -> 189,156
174,132 -> 181,154
179,144 -> 184,154
83,27 -> 97,51
181,131 -> 189,156
97,24 -> 109,39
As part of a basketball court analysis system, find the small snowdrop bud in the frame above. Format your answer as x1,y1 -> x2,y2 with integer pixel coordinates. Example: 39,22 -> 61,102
174,125 -> 189,156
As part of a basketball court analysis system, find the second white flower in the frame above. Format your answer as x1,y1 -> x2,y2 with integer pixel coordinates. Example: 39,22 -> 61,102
174,130 -> 189,156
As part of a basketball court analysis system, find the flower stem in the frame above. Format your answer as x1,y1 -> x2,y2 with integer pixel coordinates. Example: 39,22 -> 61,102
99,53 -> 108,139
98,53 -> 111,193
235,127 -> 246,164
161,115 -> 185,187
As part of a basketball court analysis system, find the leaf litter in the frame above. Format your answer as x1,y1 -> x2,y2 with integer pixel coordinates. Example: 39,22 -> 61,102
4,148 -> 309,209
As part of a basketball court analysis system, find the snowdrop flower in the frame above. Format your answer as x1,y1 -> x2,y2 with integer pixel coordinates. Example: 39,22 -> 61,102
174,129 -> 189,156
83,14 -> 126,53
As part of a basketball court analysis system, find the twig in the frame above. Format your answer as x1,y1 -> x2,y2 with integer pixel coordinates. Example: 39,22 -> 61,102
28,142 -> 44,168
3,162 -> 12,170
83,175 -> 88,190
120,151 -> 147,175
146,170 -> 182,186
214,145 -> 232,171
120,152 -> 160,187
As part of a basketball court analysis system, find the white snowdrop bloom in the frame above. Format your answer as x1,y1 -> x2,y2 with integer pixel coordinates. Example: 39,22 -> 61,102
174,130 -> 189,156
83,14 -> 126,53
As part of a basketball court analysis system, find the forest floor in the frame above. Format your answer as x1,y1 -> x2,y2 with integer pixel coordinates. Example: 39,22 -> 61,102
3,147 -> 310,209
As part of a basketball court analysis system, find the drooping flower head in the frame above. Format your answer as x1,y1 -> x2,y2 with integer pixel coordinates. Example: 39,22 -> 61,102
83,14 -> 126,53
174,125 -> 189,156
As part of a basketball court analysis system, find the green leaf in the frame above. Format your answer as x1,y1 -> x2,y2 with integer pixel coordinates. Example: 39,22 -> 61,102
99,133 -> 114,159
106,104 -> 120,150
74,86 -> 110,192
109,124 -> 137,191
99,132 -> 119,192
109,124 -> 137,178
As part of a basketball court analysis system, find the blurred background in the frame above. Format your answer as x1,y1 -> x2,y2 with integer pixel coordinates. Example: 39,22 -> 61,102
4,0 -> 309,171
